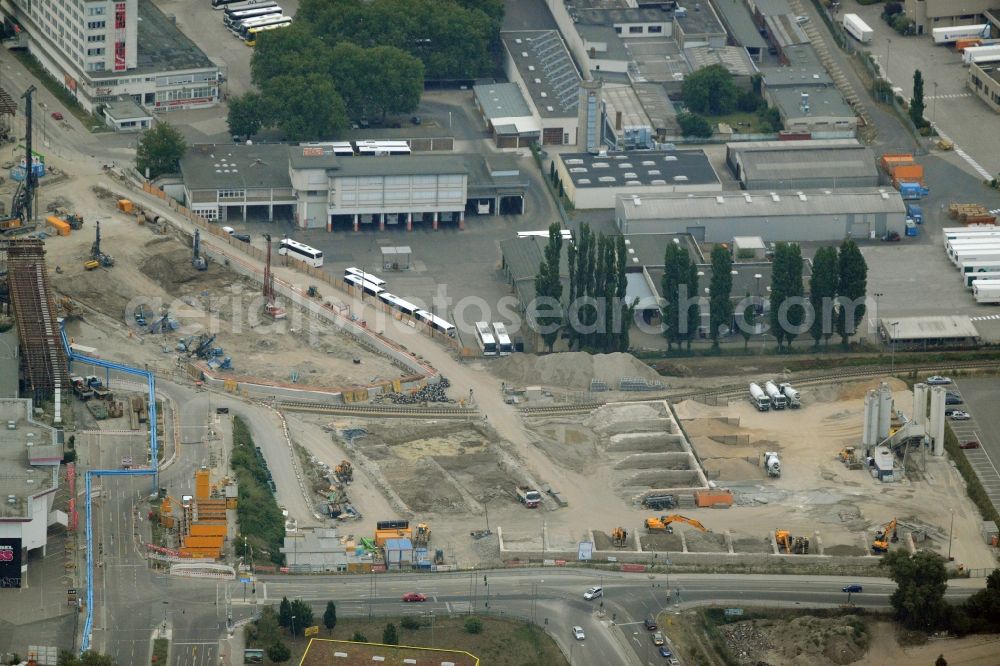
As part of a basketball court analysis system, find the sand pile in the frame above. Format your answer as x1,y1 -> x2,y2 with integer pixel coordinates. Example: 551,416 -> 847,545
583,402 -> 668,432
495,351 -> 660,389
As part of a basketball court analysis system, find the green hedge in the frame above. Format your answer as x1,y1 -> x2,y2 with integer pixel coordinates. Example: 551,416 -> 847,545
232,416 -> 286,565
945,424 -> 1000,526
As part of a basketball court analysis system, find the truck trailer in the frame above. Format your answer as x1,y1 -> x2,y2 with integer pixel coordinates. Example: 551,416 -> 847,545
749,383 -> 770,411
963,44 -> 1000,65
898,182 -> 929,200
933,24 -> 989,45
961,259 -> 1000,274
905,203 -> 923,224
973,282 -> 1000,304
965,272 -> 1000,288
953,247 -> 1000,267
843,14 -> 873,43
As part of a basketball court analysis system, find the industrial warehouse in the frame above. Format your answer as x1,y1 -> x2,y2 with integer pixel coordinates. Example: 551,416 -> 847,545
177,143 -> 528,230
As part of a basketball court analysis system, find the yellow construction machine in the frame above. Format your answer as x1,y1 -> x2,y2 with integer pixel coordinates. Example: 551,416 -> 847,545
645,514 -> 709,534
775,529 -> 810,554
838,447 -> 864,470
611,526 -> 628,547
414,522 -> 431,546
335,460 -> 353,483
872,518 -> 898,554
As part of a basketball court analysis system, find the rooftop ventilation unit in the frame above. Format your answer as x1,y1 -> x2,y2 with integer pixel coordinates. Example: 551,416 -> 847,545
771,192 -> 781,202
744,193 -> 752,203
798,192 -> 807,201
716,196 -> 725,204
632,195 -> 642,206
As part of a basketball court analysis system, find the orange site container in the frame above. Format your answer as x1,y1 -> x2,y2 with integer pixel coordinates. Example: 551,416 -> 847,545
46,216 -> 71,236
183,535 -> 224,549
891,164 -> 925,186
189,523 -> 227,537
694,489 -> 734,508
879,154 -> 914,172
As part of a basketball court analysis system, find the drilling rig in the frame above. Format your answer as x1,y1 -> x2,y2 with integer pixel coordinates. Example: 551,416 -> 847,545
0,86 -> 38,235
85,220 -> 114,269
262,233 -> 286,320
192,229 -> 207,271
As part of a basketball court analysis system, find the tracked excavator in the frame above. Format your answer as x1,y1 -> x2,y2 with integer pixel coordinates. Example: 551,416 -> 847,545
645,514 -> 709,534
872,518 -> 899,554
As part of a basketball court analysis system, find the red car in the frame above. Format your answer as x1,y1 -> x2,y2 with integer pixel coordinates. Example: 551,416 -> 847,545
401,593 -> 427,602
960,441 -> 980,450
51,111 -> 64,120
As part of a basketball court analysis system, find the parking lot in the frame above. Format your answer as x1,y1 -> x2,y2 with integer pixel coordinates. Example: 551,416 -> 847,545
949,378 -> 1000,515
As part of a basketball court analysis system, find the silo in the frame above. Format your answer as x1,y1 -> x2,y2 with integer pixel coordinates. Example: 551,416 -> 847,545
877,382 -> 893,441
929,386 -> 946,456
862,389 -> 878,449
913,383 -> 929,426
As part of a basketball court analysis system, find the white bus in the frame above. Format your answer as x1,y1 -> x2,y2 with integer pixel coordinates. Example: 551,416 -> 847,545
224,6 -> 281,28
278,238 -> 323,267
344,267 -> 386,287
378,292 -> 419,316
344,274 -> 385,297
492,323 -> 512,355
213,0 -> 264,9
238,15 -> 291,40
223,0 -> 278,16
475,322 -> 497,356
415,310 -> 456,337
245,21 -> 292,45
301,141 -> 355,156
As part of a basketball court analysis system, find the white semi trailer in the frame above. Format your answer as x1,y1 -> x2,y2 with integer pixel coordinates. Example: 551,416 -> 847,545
843,14 -> 873,43
933,24 -> 989,45
974,282 -> 1000,304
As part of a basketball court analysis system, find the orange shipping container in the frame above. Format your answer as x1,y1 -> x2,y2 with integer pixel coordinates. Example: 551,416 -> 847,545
46,216 -> 71,236
891,164 -> 925,186
956,38 -> 982,52
183,535 -> 225,549
694,489 -> 734,508
189,523 -> 227,537
880,154 -> 914,172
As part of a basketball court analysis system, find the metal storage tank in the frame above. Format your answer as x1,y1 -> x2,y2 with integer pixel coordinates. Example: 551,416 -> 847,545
862,389 -> 879,449
912,383 -> 928,426
929,387 -> 946,456
877,383 -> 893,442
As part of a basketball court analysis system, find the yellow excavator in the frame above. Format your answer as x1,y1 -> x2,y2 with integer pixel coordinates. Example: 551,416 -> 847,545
775,529 -> 810,554
645,514 -> 709,534
611,526 -> 628,547
414,522 -> 431,546
872,518 -> 899,554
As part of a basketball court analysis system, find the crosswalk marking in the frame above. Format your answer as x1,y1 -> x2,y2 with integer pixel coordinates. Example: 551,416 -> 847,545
933,125 -> 994,180
926,93 -> 973,99
971,314 -> 1000,321
989,208 -> 1000,215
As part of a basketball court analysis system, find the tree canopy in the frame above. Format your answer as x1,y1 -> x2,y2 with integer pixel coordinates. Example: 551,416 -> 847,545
661,244 -> 698,351
881,550 -> 950,631
682,64 -> 738,115
708,245 -> 733,349
533,223 -> 564,352
135,122 -> 186,179
835,239 -> 868,347
809,246 -> 839,349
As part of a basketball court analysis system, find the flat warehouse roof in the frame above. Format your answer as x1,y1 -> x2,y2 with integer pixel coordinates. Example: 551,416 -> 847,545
881,316 -> 980,341
619,189 -> 906,220
710,0 -> 768,49
685,45 -> 757,78
473,82 -> 533,120
771,85 -> 855,120
561,149 -> 718,188
180,144 -> 292,190
740,146 -> 877,181
106,0 -> 216,78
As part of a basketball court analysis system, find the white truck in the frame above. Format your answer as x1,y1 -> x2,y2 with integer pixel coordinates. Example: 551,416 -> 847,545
764,452 -> 781,477
515,485 -> 541,508
933,24 -> 989,45
843,14 -> 873,43
964,44 -> 1000,65
749,383 -> 770,411
765,381 -> 787,410
973,282 -> 1000,304
779,382 -> 801,408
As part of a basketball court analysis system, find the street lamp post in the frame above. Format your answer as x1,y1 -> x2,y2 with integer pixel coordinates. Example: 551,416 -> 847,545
886,38 -> 891,81
291,615 -> 297,638
890,321 -> 899,374
933,82 -> 938,124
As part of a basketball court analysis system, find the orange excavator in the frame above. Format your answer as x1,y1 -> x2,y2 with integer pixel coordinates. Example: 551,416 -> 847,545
611,526 -> 628,547
872,518 -> 898,554
645,514 -> 709,534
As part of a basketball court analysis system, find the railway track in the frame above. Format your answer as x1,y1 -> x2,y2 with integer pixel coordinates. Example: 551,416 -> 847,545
520,359 -> 1000,416
277,400 -> 477,419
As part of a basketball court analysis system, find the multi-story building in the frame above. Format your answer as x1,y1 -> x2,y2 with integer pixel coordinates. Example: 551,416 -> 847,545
3,0 -> 219,112
968,62 -> 1000,113
904,0 -> 1000,35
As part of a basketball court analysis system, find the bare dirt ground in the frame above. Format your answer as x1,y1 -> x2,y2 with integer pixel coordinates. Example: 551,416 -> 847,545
719,614 -> 869,666
856,622 -> 1000,665
40,179 -> 404,389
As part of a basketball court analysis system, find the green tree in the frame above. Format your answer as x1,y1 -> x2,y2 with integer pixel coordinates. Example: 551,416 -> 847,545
682,64 -> 737,115
323,600 -> 337,634
782,244 -> 805,349
330,43 -> 424,123
756,105 -> 783,132
935,656 -> 947,666
769,243 -> 790,349
135,122 -> 186,179
351,631 -> 368,642
267,641 -> 291,663
708,245 -> 733,350
533,223 -> 564,351
614,235 -> 635,352
835,239 -> 868,347
809,247 -> 839,349
464,616 -> 483,634
569,224 -> 596,350
677,112 -> 713,138
250,23 -> 328,88
881,549 -> 950,630
262,73 -> 348,141
684,260 -> 700,351
382,622 -> 399,645
289,598 -> 314,635
58,652 -> 115,666
987,568 -> 1000,590
252,607 -> 282,646
227,92 -> 270,140
739,291 -> 756,351
910,69 -> 927,128
661,243 -> 684,351
737,88 -> 761,113
278,597 -> 292,628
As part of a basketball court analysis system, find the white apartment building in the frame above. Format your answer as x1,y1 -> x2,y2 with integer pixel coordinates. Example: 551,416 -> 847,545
3,0 -> 219,112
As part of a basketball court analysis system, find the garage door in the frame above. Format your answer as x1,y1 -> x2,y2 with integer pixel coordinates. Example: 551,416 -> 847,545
542,127 -> 564,145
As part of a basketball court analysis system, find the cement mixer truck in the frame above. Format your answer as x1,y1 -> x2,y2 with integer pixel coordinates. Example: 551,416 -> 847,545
749,383 -> 770,411
765,381 -> 787,410
764,451 -> 781,477
779,382 -> 801,409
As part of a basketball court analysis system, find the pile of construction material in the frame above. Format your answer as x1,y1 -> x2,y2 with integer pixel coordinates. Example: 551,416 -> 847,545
376,377 -> 452,404
949,203 -> 996,226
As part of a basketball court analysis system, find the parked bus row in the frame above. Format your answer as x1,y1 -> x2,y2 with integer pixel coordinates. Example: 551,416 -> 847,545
342,267 -> 456,337
475,321 -> 512,356
215,0 -> 292,44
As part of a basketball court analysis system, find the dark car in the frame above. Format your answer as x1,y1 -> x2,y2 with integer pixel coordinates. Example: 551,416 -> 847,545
961,440 -> 981,450
946,393 -> 963,405
644,617 -> 658,631
233,232 -> 251,243
842,584 -> 863,593
402,593 -> 427,602
658,646 -> 673,658
51,111 -> 64,120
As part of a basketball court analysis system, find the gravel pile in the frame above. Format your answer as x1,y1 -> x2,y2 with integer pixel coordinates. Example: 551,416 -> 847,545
376,377 -> 454,404
720,622 -> 773,665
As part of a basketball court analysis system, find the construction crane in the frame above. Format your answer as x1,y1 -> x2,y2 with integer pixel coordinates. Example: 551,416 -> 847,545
86,219 -> 114,269
872,518 -> 899,554
645,514 -> 709,534
192,229 -> 207,271
262,233 -> 286,320
0,86 -> 38,235
611,526 -> 628,547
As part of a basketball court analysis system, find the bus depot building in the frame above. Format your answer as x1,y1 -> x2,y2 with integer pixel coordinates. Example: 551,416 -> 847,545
178,143 -> 528,231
